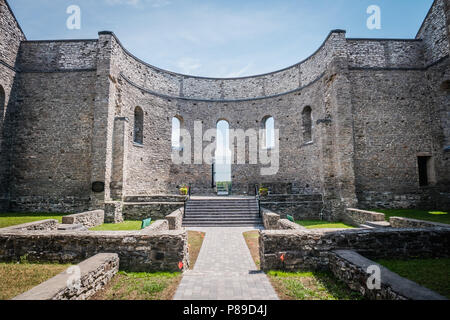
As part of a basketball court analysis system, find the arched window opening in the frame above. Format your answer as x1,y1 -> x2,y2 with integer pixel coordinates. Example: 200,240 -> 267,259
134,106 -> 144,145
214,120 -> 232,192
172,116 -> 182,150
263,116 -> 275,149
302,106 -> 313,143
0,85 -> 5,120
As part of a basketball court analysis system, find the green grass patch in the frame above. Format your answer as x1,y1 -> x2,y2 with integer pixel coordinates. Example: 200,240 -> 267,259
372,209 -> 449,225
376,258 -> 450,299
267,270 -> 363,300
90,221 -> 145,231
0,262 -> 71,300
0,212 -> 67,229
91,271 -> 182,300
296,220 -> 354,229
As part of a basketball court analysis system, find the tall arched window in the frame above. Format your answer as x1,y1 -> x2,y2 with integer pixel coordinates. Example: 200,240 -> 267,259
0,85 -> 5,120
263,116 -> 275,149
134,106 -> 144,144
302,106 -> 312,143
172,116 -> 182,149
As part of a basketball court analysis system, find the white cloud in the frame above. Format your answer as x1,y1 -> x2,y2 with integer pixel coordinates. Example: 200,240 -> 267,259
225,63 -> 254,78
176,57 -> 201,74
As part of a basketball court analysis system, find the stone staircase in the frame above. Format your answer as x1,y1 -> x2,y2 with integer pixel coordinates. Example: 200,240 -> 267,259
183,197 -> 262,227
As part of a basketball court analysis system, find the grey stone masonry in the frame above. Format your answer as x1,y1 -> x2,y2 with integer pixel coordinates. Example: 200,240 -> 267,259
13,253 -> 119,300
260,227 -> 450,271
0,219 -> 58,232
262,208 -> 280,230
390,216 -> 450,229
62,210 -> 105,228
166,207 -> 184,230
342,208 -> 385,226
329,250 -> 447,300
104,201 -> 124,224
0,229 -> 189,272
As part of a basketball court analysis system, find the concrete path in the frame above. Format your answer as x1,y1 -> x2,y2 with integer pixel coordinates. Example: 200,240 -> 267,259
173,227 -> 279,300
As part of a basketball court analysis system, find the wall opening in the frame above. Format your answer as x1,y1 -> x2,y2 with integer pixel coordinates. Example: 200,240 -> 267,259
302,106 -> 313,143
440,80 -> 450,92
417,156 -> 436,187
0,85 -> 5,120
214,120 -> 232,193
134,106 -> 144,145
171,116 -> 182,150
262,116 -> 275,149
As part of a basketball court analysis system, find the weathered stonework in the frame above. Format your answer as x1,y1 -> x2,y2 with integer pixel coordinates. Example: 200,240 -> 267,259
259,227 -> 450,271
104,201 -> 124,224
390,216 -> 450,229
329,250 -> 447,300
0,219 -> 58,232
62,210 -> 105,228
0,228 -> 189,272
0,0 -> 449,219
342,208 -> 385,226
13,253 -> 119,300
166,208 -> 184,230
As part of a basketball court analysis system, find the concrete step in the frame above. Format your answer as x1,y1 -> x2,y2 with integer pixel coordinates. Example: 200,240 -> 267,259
184,217 -> 261,222
183,221 -> 263,227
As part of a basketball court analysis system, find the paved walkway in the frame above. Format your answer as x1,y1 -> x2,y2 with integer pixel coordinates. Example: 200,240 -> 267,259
174,227 -> 279,300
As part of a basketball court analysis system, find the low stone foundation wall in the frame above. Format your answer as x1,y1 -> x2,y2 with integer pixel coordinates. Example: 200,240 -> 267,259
122,202 -> 184,221
329,250 -> 446,300
62,210 -> 104,228
342,208 -> 385,226
139,220 -> 169,234
262,208 -> 305,230
262,208 -> 280,230
0,219 -> 58,232
390,217 -> 450,229
259,227 -> 450,271
166,208 -> 184,230
278,219 -> 306,230
0,229 -> 189,272
13,253 -> 119,300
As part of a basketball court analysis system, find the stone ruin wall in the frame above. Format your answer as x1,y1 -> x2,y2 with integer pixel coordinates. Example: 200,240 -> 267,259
0,0 -> 25,211
0,0 -> 449,216
7,40 -> 98,212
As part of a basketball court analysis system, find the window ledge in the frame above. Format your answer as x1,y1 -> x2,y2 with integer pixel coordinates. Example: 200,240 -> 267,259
133,142 -> 144,148
303,141 -> 314,146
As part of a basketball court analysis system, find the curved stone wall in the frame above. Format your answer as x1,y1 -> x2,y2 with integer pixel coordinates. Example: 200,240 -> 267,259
110,30 -> 347,101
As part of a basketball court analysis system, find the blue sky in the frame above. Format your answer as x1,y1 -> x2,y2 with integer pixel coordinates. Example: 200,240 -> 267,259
9,0 -> 434,77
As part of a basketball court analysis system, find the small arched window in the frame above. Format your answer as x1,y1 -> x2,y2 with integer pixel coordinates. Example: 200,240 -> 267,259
134,106 -> 144,144
263,116 -> 275,149
302,106 -> 312,143
172,116 -> 182,149
0,85 -> 5,120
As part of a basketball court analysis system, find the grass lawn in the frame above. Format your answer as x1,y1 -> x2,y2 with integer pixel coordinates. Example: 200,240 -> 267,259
0,212 -> 67,229
376,258 -> 450,299
243,230 -> 362,300
268,270 -> 363,300
90,220 -> 144,231
373,209 -> 449,225
91,230 -> 205,300
295,220 -> 354,229
0,262 -> 71,300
